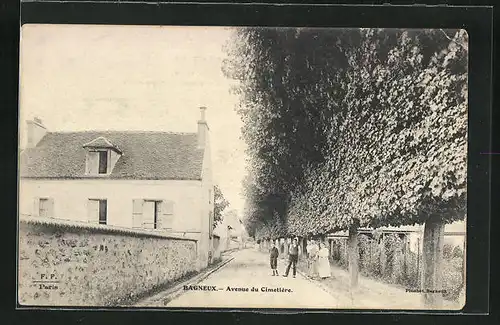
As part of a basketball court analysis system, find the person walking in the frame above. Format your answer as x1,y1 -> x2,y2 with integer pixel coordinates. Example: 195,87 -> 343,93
306,240 -> 312,270
317,241 -> 332,279
308,239 -> 320,278
283,238 -> 299,278
269,241 -> 279,276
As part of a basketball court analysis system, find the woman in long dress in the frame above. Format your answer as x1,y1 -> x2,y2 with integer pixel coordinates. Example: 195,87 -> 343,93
307,240 -> 319,278
317,242 -> 332,279
305,241 -> 312,269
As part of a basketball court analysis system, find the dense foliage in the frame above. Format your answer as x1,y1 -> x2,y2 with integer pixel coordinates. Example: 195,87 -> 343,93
225,28 -> 468,239
214,185 -> 229,229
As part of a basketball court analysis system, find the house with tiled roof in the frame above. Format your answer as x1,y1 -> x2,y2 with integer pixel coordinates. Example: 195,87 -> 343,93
19,108 -> 214,270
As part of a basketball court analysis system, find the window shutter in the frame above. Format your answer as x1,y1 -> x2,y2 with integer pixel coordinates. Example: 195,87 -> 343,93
160,200 -> 174,230
33,197 -> 40,217
87,199 -> 99,224
86,151 -> 99,174
155,201 -> 162,229
99,200 -> 107,225
98,151 -> 107,174
48,198 -> 55,218
142,201 -> 155,229
106,151 -> 111,174
132,199 -> 143,228
86,200 -> 92,222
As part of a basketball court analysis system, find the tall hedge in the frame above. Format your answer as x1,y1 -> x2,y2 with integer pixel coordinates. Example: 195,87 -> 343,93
287,29 -> 467,236
226,28 -> 468,237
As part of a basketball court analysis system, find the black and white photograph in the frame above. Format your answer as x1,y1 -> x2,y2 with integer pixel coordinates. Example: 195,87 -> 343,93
18,24 -> 468,310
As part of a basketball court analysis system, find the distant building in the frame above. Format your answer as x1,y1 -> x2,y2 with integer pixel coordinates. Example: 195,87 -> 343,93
327,220 -> 466,254
213,209 -> 245,253
19,108 -> 214,270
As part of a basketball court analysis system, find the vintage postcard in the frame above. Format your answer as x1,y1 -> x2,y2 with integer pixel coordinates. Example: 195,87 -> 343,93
17,24 -> 467,310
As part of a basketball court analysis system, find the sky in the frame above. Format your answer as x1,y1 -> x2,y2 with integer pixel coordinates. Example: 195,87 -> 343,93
19,24 -> 247,216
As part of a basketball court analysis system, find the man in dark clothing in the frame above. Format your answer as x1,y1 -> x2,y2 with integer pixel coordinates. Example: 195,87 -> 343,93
283,238 -> 299,278
269,241 -> 279,276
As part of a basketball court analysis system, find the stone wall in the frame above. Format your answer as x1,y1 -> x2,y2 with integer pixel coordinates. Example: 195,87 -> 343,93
18,217 -> 198,307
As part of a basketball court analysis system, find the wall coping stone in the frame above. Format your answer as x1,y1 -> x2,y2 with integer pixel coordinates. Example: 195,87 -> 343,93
19,215 -> 198,242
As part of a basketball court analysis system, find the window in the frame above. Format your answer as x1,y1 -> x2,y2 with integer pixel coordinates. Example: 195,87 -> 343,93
85,150 -> 109,175
143,200 -> 162,229
88,199 -> 107,224
98,151 -> 108,174
39,198 -> 53,217
133,199 -> 174,230
151,201 -> 161,229
99,200 -> 107,224
83,137 -> 122,176
39,198 -> 49,217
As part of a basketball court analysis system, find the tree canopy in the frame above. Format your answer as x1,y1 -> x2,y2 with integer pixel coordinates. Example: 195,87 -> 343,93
224,28 -> 468,239
214,185 -> 230,229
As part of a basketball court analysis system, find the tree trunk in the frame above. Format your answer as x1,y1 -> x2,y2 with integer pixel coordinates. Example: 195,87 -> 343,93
344,239 -> 348,265
402,237 -> 406,277
421,218 -> 445,308
380,234 -> 386,276
416,238 -> 420,285
302,237 -> 308,259
348,219 -> 360,289
297,236 -> 302,257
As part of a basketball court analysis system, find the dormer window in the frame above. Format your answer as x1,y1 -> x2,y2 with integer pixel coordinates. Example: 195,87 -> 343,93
83,136 -> 122,176
98,151 -> 108,174
85,149 -> 111,175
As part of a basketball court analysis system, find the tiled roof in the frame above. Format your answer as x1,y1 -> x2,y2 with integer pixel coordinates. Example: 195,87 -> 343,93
20,131 -> 204,180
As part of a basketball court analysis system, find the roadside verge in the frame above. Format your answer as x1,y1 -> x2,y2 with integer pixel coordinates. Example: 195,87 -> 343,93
134,253 -> 235,307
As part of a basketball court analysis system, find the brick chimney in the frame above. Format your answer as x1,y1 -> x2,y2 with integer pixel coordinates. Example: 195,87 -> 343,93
197,106 -> 209,149
26,117 -> 47,148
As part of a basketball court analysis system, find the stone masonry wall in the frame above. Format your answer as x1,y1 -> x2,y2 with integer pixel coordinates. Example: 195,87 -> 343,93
18,217 -> 197,306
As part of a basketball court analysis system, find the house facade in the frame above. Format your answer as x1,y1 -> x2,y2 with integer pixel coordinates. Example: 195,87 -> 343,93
212,209 -> 245,254
19,108 -> 214,270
